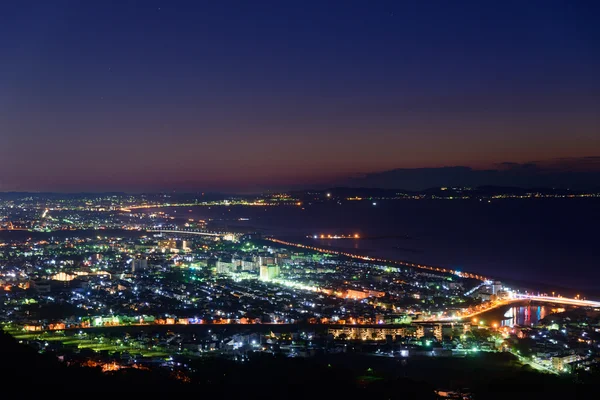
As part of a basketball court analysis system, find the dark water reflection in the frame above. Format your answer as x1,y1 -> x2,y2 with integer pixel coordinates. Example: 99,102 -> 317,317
502,305 -> 549,327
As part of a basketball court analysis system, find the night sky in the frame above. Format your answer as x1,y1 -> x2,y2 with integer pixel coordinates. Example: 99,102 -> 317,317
1,0 -> 599,192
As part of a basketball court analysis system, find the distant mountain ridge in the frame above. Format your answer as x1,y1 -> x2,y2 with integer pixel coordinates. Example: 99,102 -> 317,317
339,162 -> 600,191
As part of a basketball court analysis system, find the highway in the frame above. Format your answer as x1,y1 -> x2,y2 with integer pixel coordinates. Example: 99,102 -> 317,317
146,229 -> 221,237
424,295 -> 600,323
512,293 -> 600,308
264,237 -> 600,321
138,233 -> 600,323
266,237 -> 489,281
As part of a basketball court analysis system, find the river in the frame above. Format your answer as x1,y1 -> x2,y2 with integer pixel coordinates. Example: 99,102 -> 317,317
501,305 -> 550,327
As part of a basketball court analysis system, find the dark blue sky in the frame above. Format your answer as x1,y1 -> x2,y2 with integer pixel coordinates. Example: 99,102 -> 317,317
1,0 -> 599,192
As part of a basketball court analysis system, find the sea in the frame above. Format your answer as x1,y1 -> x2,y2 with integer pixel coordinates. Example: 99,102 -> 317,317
147,198 -> 600,294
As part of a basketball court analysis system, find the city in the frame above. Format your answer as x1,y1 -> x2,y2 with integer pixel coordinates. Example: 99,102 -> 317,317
2,1 -> 600,398
2,192 -> 600,397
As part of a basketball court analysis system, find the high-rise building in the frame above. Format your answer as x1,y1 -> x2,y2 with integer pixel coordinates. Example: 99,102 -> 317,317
131,258 -> 148,272
158,239 -> 178,250
207,257 -> 218,274
260,264 -> 280,281
434,324 -> 443,342
157,239 -> 189,253
259,256 -> 276,266
492,281 -> 502,295
217,260 -> 234,274
259,265 -> 269,280
242,259 -> 257,271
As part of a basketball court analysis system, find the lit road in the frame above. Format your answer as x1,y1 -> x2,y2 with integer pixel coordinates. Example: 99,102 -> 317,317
424,295 -> 600,323
512,294 -> 600,308
512,351 -> 558,375
265,238 -> 600,322
146,229 -> 221,237
422,299 -> 518,322
266,237 -> 489,281
119,201 -> 279,212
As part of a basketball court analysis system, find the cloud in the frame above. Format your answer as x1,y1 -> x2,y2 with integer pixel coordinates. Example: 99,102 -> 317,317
342,157 -> 600,190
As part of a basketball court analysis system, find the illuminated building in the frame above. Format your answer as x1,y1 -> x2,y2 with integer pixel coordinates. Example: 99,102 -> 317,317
52,272 -> 77,281
32,277 -> 86,293
552,354 -> 578,372
217,260 -> 234,274
328,327 -> 409,341
260,264 -> 279,281
267,265 -> 280,280
157,239 -> 189,253
492,281 -> 502,295
260,265 -> 269,280
158,239 -> 177,249
131,258 -> 148,272
434,324 -> 443,341
344,289 -> 369,300
241,259 -> 257,271
259,256 -> 276,266
343,289 -> 385,300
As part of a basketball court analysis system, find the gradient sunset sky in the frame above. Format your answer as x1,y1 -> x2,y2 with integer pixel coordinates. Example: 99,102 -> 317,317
1,0 -> 599,192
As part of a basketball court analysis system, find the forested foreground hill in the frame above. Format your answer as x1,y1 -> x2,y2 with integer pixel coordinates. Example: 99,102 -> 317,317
0,330 -> 594,399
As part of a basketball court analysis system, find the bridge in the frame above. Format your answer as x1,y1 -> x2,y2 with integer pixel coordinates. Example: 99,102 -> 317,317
512,293 -> 600,308
423,294 -> 600,323
147,229 -> 221,237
